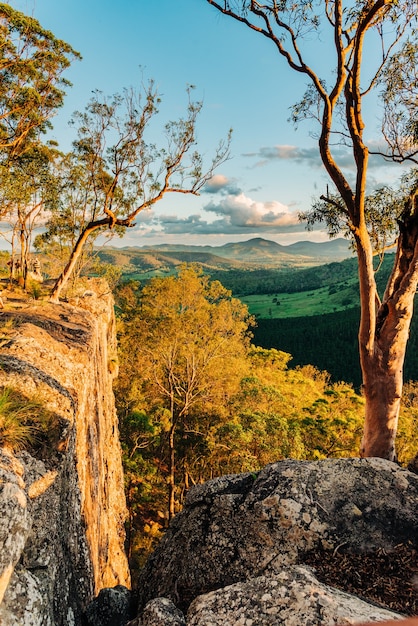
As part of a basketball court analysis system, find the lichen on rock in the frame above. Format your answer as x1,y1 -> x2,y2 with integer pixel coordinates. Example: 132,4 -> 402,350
136,457 -> 418,619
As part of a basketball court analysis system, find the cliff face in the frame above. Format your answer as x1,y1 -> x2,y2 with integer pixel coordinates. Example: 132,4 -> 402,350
0,281 -> 130,625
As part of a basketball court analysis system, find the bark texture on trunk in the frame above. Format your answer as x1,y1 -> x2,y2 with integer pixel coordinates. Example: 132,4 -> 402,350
360,323 -> 409,460
50,220 -> 106,302
360,188 -> 418,459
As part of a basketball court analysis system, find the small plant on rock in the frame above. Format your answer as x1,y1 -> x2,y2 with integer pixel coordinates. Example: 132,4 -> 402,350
0,387 -> 50,451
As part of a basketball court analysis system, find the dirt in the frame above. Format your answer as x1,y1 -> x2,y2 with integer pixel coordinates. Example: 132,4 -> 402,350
305,542 -> 418,617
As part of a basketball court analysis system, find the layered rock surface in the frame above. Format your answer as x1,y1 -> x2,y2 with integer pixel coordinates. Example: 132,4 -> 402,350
135,458 -> 418,625
0,281 -> 130,625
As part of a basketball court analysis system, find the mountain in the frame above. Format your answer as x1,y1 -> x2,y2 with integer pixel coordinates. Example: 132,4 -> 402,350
102,237 -> 353,275
285,238 -> 353,257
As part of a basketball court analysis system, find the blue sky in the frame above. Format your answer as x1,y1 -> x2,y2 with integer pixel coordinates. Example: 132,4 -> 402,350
10,0 -> 408,247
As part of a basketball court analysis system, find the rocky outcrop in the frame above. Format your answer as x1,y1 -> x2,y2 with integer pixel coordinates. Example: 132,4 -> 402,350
135,458 -> 418,625
0,281 -> 130,625
186,565 -> 403,625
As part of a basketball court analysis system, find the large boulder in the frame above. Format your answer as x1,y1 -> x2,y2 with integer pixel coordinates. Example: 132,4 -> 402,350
136,457 -> 418,619
186,565 -> 404,625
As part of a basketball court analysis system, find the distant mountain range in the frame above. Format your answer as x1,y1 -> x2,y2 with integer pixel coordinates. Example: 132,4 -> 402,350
99,237 -> 353,274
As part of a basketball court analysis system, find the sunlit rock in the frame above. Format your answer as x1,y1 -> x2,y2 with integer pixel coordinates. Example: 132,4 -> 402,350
0,280 -> 130,624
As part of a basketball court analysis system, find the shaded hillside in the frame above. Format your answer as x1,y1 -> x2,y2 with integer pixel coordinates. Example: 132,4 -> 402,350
97,237 -> 353,278
253,306 -> 418,388
144,236 -> 352,264
224,253 -> 395,298
209,257 -> 360,297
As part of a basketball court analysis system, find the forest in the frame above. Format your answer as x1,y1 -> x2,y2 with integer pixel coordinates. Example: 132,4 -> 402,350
112,267 -> 418,568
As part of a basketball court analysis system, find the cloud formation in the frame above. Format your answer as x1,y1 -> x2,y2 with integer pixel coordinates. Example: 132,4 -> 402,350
132,192 -> 308,237
244,143 -> 394,171
204,193 -> 300,230
243,144 -> 322,168
203,174 -> 241,195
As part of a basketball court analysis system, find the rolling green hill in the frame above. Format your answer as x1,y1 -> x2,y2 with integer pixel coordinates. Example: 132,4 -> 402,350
106,239 -> 409,387
98,236 -> 353,279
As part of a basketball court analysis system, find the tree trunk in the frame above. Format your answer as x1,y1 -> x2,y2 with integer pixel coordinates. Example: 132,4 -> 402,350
168,421 -> 176,522
360,310 -> 412,459
359,188 -> 418,459
49,223 -> 99,302
20,226 -> 28,289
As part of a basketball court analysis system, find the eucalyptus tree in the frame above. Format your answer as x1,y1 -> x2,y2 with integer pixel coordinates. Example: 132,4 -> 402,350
206,0 -> 418,460
49,84 -> 231,302
0,145 -> 59,286
34,151 -> 103,282
118,265 -> 252,520
0,3 -> 80,158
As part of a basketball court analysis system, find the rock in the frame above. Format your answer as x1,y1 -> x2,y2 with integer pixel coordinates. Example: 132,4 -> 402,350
136,458 -> 418,613
140,597 -> 186,626
0,449 -> 30,604
84,585 -> 133,626
0,566 -> 53,626
186,565 -> 403,625
0,280 -> 130,624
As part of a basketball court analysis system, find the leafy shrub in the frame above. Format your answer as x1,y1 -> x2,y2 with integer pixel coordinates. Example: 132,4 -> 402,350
26,279 -> 44,300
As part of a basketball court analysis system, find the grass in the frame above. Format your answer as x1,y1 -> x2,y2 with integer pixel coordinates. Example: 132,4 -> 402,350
0,386 -> 55,452
241,278 -> 359,319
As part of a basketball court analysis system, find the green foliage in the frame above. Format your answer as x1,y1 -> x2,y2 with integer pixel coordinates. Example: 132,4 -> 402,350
126,265 -> 253,422
380,41 -> 418,160
0,145 -> 62,285
26,279 -> 43,300
115,262 -> 418,563
207,0 -> 417,461
398,381 -> 418,465
90,256 -> 122,291
45,86 -> 230,301
115,275 -> 371,564
253,296 -> 418,392
0,3 -> 80,157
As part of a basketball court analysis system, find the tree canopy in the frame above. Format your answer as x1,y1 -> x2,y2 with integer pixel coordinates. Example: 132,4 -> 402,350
46,86 -> 231,301
115,270 -> 418,565
117,265 -> 252,519
0,3 -> 80,157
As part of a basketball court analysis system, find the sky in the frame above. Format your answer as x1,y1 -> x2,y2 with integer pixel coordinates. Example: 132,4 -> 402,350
8,0 -> 410,248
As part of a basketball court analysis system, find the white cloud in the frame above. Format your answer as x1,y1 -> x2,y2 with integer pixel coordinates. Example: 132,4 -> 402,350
118,188 -> 324,240
203,174 -> 241,195
204,192 -> 300,230
124,192 -> 306,237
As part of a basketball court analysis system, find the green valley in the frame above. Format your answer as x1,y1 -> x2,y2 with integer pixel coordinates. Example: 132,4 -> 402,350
107,241 -> 412,390
240,278 -> 359,319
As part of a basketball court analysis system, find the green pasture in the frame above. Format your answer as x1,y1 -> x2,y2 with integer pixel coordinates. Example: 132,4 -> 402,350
122,267 -> 175,281
241,278 -> 359,319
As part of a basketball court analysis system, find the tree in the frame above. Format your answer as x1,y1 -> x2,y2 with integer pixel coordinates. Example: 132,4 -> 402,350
117,266 -> 252,519
0,3 -> 80,158
34,151 -> 104,283
205,0 -> 418,460
48,85 -> 231,302
0,145 -> 59,287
